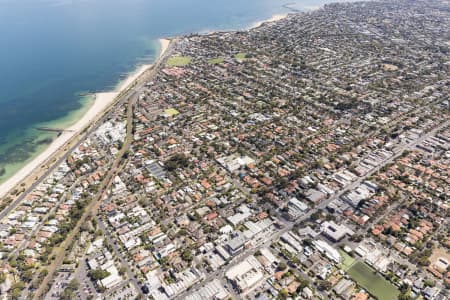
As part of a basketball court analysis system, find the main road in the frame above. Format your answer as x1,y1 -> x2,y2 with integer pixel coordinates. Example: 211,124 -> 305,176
0,88 -> 132,223
0,38 -> 176,223
31,87 -> 140,300
27,40 -> 175,300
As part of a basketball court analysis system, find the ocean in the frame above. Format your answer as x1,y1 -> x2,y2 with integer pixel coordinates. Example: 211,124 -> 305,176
0,0 -> 335,183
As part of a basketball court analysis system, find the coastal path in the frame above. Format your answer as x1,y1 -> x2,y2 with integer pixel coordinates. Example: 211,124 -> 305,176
0,38 -> 176,223
29,39 -> 175,299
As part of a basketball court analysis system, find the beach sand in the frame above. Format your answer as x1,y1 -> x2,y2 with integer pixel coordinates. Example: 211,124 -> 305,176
196,13 -> 289,36
249,14 -> 288,30
159,38 -> 171,58
0,38 -> 170,198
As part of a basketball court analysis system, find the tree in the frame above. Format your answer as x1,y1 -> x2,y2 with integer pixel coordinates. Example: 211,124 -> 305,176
11,281 -> 25,290
417,256 -> 430,266
10,288 -> 21,299
119,266 -> 127,276
275,177 -> 289,189
277,262 -> 287,271
21,269 -> 34,282
68,279 -> 79,290
160,256 -> 168,267
424,279 -> 435,287
165,154 -> 189,171
302,238 -> 313,247
350,234 -> 363,243
398,285 -> 413,300
61,288 -> 75,300
178,228 -> 187,236
89,269 -> 110,281
182,249 -> 193,262
317,280 -> 332,291
296,277 -> 310,291
310,211 -> 321,222
60,278 -> 79,300
10,281 -> 25,300
279,288 -> 289,299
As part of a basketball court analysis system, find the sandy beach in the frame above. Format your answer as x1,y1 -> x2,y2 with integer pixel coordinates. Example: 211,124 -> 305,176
159,38 -> 171,58
249,14 -> 288,30
0,38 -> 170,198
197,13 -> 289,36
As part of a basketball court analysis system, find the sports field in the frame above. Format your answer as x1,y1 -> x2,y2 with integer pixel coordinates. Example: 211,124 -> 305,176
347,261 -> 399,300
338,250 -> 356,271
234,52 -> 246,59
167,56 -> 191,66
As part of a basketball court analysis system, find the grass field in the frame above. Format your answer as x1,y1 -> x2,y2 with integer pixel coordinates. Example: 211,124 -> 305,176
234,52 -> 246,60
167,56 -> 191,67
347,261 -> 399,300
207,57 -> 224,65
338,250 -> 356,271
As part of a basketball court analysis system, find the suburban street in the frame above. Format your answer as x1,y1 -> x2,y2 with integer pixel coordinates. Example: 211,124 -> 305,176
95,216 -> 143,298
29,40 -> 175,300
1,1 -> 448,298
175,118 -> 449,300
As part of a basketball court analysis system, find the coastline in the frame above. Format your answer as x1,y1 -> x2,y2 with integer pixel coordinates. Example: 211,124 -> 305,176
197,13 -> 290,36
248,14 -> 288,30
0,38 -> 170,198
0,12 -> 284,199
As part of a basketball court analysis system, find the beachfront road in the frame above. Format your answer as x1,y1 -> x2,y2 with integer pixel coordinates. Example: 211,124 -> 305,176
0,40 -> 175,223
0,40 -> 176,299
0,87 -> 132,222
29,41 -> 175,300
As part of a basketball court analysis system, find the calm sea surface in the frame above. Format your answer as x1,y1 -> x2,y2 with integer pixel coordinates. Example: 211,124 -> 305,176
0,0 -> 335,182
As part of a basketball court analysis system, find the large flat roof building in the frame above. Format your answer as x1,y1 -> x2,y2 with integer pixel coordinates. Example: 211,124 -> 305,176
225,256 -> 264,292
225,233 -> 247,256
320,221 -> 354,242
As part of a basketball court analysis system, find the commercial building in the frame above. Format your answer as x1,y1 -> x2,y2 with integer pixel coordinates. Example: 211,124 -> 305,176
321,221 -> 354,242
225,256 -> 264,292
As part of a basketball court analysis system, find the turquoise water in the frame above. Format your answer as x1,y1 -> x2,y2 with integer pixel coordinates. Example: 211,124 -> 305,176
0,0 -> 335,182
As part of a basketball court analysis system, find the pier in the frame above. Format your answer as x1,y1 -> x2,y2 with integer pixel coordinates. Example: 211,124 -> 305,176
35,127 -> 75,133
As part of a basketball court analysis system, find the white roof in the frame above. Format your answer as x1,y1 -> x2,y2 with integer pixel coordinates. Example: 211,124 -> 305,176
225,256 -> 262,279
313,240 -> 341,263
219,225 -> 233,234
260,248 -> 278,264
100,272 -> 121,289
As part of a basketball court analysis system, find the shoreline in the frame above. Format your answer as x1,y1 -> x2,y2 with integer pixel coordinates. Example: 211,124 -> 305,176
248,14 -> 288,30
0,38 -> 170,198
197,13 -> 290,36
0,12 -> 286,199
